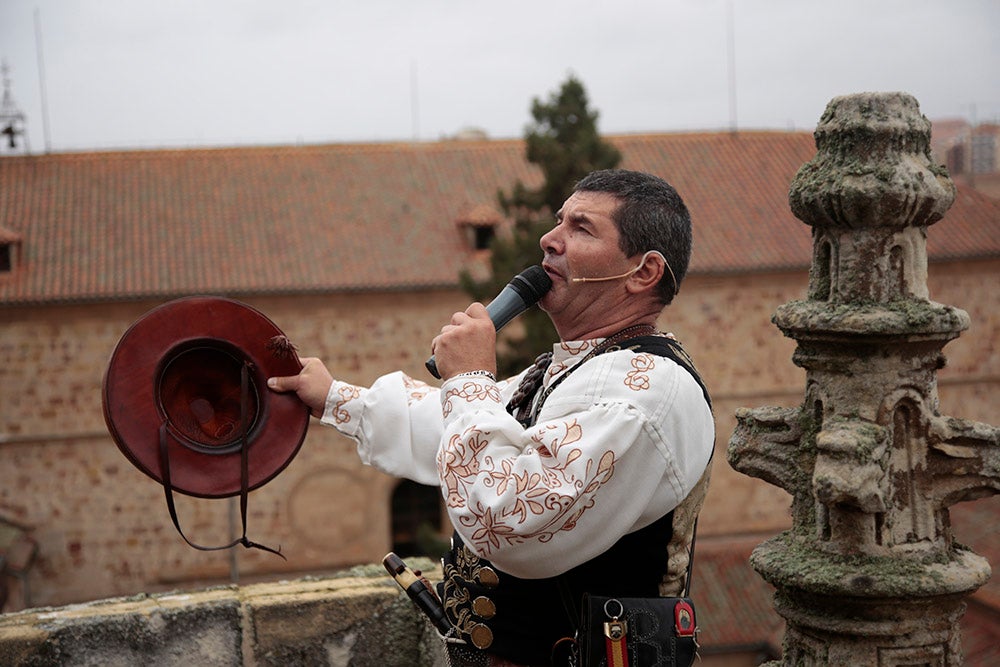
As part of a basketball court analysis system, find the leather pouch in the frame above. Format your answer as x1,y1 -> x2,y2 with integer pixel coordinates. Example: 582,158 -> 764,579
578,594 -> 698,667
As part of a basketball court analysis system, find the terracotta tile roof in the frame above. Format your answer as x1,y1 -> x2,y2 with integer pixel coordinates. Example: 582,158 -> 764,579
694,537 -> 783,653
952,497 -> 1000,610
0,141 -> 535,304
612,131 -> 1000,272
956,172 -> 1000,200
1,132 -> 998,305
964,598 -> 1000,666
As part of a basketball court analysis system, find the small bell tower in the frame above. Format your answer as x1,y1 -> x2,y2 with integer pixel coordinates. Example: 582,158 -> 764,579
0,61 -> 28,154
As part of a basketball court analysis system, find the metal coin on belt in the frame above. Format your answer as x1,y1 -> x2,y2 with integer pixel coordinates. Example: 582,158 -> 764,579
469,623 -> 494,649
472,596 -> 496,619
475,566 -> 499,588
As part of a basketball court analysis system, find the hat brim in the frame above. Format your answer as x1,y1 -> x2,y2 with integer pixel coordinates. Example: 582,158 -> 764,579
103,296 -> 310,498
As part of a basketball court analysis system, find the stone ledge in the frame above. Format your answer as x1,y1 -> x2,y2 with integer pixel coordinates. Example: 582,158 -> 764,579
0,563 -> 448,667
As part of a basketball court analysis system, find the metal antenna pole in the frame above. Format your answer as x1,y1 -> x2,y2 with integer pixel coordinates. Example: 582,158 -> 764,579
726,0 -> 737,134
34,8 -> 52,152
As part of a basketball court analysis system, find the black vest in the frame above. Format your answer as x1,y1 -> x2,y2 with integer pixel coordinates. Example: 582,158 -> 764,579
439,336 -> 711,665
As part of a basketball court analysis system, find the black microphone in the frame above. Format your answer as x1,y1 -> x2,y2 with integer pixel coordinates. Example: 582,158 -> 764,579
425,265 -> 552,379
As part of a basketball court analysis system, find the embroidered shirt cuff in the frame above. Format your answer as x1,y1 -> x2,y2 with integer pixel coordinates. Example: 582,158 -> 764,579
320,379 -> 366,436
439,374 -> 503,424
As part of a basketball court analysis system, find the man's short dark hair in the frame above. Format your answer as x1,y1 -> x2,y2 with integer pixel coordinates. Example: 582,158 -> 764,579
574,169 -> 692,304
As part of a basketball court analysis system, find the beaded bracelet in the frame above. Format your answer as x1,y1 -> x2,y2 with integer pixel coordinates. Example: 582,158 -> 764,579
452,369 -> 498,383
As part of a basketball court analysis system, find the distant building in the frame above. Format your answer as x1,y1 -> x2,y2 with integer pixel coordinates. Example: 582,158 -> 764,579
931,119 -> 1000,199
2,131 -> 998,662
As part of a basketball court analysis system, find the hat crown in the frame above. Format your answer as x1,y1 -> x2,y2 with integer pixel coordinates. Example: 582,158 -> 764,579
158,342 -> 261,453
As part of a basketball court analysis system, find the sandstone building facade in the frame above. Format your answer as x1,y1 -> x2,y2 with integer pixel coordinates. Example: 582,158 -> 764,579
1,130 -> 997,658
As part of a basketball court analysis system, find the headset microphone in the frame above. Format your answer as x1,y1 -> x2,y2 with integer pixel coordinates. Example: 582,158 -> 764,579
571,263 -> 644,283
570,250 -> 677,287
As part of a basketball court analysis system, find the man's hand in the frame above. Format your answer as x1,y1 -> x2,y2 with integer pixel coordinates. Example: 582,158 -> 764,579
431,303 -> 498,381
267,357 -> 334,418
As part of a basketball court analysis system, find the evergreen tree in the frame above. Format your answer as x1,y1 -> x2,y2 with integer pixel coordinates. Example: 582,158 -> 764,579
461,75 -> 621,376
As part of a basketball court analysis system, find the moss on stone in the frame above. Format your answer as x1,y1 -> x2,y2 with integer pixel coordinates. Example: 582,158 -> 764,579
750,532 -> 984,599
819,417 -> 886,460
775,298 -> 968,338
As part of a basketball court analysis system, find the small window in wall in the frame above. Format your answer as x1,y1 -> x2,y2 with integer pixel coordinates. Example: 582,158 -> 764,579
473,225 -> 496,250
390,480 -> 444,557
0,244 -> 10,273
455,204 -> 502,252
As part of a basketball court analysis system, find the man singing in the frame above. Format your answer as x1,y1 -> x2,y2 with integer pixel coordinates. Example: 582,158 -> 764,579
269,169 -> 714,666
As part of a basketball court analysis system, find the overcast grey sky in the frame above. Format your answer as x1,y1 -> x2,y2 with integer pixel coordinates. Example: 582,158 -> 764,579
1,0 -> 998,153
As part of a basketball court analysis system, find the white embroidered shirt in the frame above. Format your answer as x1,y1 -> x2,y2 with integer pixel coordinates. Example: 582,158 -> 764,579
321,337 -> 714,579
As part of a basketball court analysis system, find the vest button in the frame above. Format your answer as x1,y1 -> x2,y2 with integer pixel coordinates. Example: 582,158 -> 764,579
470,623 -> 494,649
472,596 -> 496,619
476,566 -> 499,588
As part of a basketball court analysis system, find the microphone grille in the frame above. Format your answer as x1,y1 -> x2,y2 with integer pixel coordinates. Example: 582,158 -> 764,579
510,265 -> 552,304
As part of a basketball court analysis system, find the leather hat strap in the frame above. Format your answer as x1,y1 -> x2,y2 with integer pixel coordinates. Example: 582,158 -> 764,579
157,361 -> 285,559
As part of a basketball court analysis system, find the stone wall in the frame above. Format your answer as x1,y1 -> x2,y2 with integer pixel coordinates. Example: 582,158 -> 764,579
0,563 -> 762,667
0,564 -> 449,667
1,258 -> 996,610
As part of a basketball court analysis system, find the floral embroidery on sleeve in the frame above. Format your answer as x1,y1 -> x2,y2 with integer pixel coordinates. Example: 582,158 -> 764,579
402,374 -> 434,404
331,384 -> 361,424
437,418 -> 618,557
438,427 -> 489,508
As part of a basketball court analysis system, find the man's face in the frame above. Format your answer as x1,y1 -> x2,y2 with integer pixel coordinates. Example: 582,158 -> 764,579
538,190 -> 635,337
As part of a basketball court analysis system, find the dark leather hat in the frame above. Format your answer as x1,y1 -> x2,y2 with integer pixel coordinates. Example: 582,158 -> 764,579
103,296 -> 309,499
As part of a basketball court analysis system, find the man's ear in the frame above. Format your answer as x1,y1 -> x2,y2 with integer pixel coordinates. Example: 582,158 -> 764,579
625,251 -> 665,295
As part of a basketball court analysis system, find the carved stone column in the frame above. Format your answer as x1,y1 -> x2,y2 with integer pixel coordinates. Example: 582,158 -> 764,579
727,92 -> 1000,665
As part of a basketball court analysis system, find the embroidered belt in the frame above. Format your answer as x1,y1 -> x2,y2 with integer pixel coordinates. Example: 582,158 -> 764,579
441,542 -> 501,650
